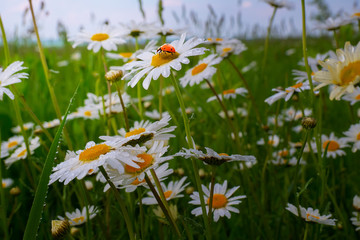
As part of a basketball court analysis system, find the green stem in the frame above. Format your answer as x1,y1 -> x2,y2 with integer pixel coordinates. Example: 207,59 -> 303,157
0,15 -> 10,66
134,37 -> 143,119
292,130 -> 309,193
137,188 -> 145,240
78,181 -> 92,240
262,7 -> 277,78
115,82 -> 130,132
159,76 -> 164,119
170,72 -> 211,240
207,166 -> 216,223
0,135 -> 9,240
303,223 -> 309,240
332,30 -> 339,49
99,166 -> 135,240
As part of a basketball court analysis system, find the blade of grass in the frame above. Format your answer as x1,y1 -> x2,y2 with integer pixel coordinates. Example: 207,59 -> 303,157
23,83 -> 79,240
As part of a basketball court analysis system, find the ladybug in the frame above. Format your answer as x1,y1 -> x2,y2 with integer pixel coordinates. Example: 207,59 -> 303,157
157,44 -> 176,54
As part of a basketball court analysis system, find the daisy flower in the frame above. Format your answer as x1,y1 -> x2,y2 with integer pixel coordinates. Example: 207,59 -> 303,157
216,39 -> 247,58
73,106 -> 101,120
145,109 -> 170,120
35,119 -> 61,133
257,135 -> 280,148
5,137 -> 41,167
68,25 -> 125,53
100,115 -> 176,147
265,82 -> 312,105
271,148 -> 305,166
207,88 -> 248,102
118,21 -> 156,39
153,204 -> 178,224
58,206 -> 97,226
351,212 -> 360,231
205,37 -> 225,45
314,16 -> 351,31
353,195 -> 360,210
175,147 -> 256,166
2,178 -> 14,188
11,122 -> 34,133
49,141 -> 145,185
343,122 -> 360,152
142,177 -> 189,205
189,180 -> 246,222
179,54 -> 222,87
312,133 -> 348,158
262,0 -> 294,9
267,115 -> 284,127
0,61 -> 28,101
1,135 -> 24,158
286,203 -> 336,226
239,160 -> 257,170
123,33 -> 207,90
342,86 -> 360,105
107,39 -> 158,62
282,107 -> 312,122
314,42 -> 360,100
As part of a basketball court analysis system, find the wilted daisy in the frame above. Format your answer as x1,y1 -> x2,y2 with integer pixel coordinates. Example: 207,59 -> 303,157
312,133 -> 348,158
11,122 -> 35,133
286,203 -> 336,226
207,88 -> 248,102
58,206 -> 97,226
142,177 -> 189,205
189,180 -> 246,222
351,212 -> 360,231
216,39 -> 247,58
342,86 -> 360,105
49,141 -> 145,185
265,82 -> 312,105
68,25 -> 125,53
0,61 -> 28,101
5,137 -> 41,167
343,123 -> 360,152
175,147 -> 256,166
2,178 -> 14,188
262,0 -> 294,9
179,54 -> 222,87
1,135 -> 24,158
314,42 -> 360,100
123,33 -> 207,89
100,115 -> 176,147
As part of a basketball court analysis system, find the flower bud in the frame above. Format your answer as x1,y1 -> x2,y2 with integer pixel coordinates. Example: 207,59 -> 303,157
51,220 -> 70,240
301,117 -> 317,130
105,70 -> 123,82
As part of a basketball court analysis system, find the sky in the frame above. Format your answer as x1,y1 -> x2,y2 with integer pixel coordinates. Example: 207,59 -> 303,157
0,0 -> 358,40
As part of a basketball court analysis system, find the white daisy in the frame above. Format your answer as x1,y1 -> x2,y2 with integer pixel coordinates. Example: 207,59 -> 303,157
314,16 -> 351,31
0,61 -> 28,100
267,115 -> 284,127
351,212 -> 360,231
271,148 -> 305,166
262,0 -> 294,9
216,39 -> 247,58
239,160 -> 257,170
265,82 -> 312,105
68,25 -> 125,53
5,137 -> 41,167
314,42 -> 360,100
73,106 -> 101,120
257,135 -> 280,147
142,176 -> 189,205
35,119 -> 61,133
282,107 -> 312,122
189,180 -> 246,222
58,206 -> 97,226
286,203 -> 336,226
207,88 -> 248,102
49,141 -> 145,185
342,86 -> 360,105
2,178 -> 14,188
107,39 -> 158,62
298,52 -> 333,73
205,37 -> 225,45
343,123 -> 360,152
353,195 -> 360,210
145,109 -> 170,120
118,21 -> 156,39
123,33 -> 207,90
179,54 -> 222,87
1,135 -> 24,158
11,122 -> 35,133
100,115 -> 176,147
312,133 -> 348,159
103,91 -> 131,114
175,147 -> 256,166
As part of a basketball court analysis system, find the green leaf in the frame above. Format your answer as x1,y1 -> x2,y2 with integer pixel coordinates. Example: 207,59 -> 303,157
23,83 -> 79,240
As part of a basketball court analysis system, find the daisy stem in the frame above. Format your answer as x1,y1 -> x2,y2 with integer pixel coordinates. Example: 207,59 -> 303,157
115,82 -> 130,132
262,6 -> 277,79
78,181 -> 93,240
207,166 -> 216,223
227,58 -> 263,127
0,135 -> 10,240
28,0 -> 73,150
292,130 -> 309,193
159,76 -> 164,119
0,15 -> 10,66
301,0 -> 315,105
134,37 -> 144,119
205,79 -> 242,150
137,188 -> 145,240
358,19 -> 360,33
303,223 -> 309,240
332,30 -> 340,49
170,72 -> 212,240
144,173 -> 181,237
100,50 -> 113,135
99,166 -> 135,240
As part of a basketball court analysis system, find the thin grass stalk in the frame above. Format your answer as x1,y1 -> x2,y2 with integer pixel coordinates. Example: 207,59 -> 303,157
303,223 -> 309,240
0,16 -> 10,66
137,188 -> 145,240
262,7 -> 277,78
333,30 -> 339,49
115,82 -> 130,132
0,135 -> 9,240
292,130 -> 309,192
207,166 -> 216,223
28,0 -> 73,150
23,84 -> 79,240
78,181 -> 93,240
99,166 -> 135,240
134,37 -> 143,119
144,173 -> 181,237
170,72 -> 211,240
100,50 -> 113,135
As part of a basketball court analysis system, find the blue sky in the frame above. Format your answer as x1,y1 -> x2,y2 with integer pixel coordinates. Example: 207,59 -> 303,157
0,0 -> 357,40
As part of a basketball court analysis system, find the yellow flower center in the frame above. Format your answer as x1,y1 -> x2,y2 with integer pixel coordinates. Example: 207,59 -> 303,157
339,61 -> 360,86
151,52 -> 179,67
84,111 -> 92,117
7,141 -> 18,148
2,182 -> 6,188
278,150 -> 288,157
306,213 -> 320,221
91,33 -> 109,41
191,63 -> 208,76
215,38 -> 223,41
223,47 -> 232,53
352,12 -> 360,17
17,149 -> 27,158
164,190 -> 173,199
268,139 -> 275,145
286,82 -> 303,93
72,216 -> 85,224
356,94 -> 360,100
207,38 -> 213,41
357,132 -> 360,140
219,153 -> 229,156
79,144 -> 111,162
208,194 -> 227,209
125,128 -> 146,138
322,140 -> 340,151
131,178 -> 146,185
119,52 -> 133,58
125,153 -> 153,173
222,89 -> 235,95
